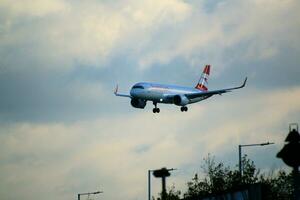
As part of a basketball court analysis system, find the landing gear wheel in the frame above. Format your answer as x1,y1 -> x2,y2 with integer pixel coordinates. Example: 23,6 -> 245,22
152,108 -> 160,113
181,106 -> 188,112
153,102 -> 160,113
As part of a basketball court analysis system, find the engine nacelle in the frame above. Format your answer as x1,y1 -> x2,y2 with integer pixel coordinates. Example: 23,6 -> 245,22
131,98 -> 146,109
173,95 -> 189,106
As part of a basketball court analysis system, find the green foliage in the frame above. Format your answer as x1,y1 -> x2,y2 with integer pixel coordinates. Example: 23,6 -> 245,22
240,155 -> 260,185
184,154 -> 247,199
184,154 -> 292,200
166,184 -> 181,200
154,154 -> 293,200
154,184 -> 181,200
185,173 -> 210,198
260,170 -> 293,199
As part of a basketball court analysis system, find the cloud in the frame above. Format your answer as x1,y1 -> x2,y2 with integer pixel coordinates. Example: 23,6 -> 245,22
138,0 -> 300,70
0,1 -> 300,199
2,0 -> 298,72
6,0 -> 68,16
1,86 -> 300,200
0,0 -> 192,72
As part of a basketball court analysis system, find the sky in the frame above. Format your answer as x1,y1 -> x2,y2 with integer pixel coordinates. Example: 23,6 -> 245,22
0,0 -> 300,199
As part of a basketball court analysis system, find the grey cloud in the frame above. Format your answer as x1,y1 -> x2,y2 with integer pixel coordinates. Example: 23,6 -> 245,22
1,89 -> 300,200
1,43 -> 299,123
1,1 -> 300,200
0,68 -> 99,122
0,49 -> 165,123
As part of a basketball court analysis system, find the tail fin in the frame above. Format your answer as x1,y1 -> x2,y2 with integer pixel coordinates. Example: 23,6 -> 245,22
195,65 -> 210,91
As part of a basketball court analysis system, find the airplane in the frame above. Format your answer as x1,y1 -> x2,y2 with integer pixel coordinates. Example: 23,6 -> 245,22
114,65 -> 247,113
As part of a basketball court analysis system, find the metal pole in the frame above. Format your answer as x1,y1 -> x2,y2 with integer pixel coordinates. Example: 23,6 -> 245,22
162,176 -> 166,200
78,194 -> 80,200
239,145 -> 242,177
238,142 -> 274,177
148,170 -> 151,200
293,168 -> 300,200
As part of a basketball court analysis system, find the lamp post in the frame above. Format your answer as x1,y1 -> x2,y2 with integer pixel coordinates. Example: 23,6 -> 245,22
148,169 -> 153,200
78,191 -> 103,200
238,142 -> 274,176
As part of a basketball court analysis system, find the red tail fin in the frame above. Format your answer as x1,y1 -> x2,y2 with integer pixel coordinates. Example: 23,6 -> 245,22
195,65 -> 210,91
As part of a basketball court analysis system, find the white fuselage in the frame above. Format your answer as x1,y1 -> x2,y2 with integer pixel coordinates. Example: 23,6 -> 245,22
130,82 -> 209,105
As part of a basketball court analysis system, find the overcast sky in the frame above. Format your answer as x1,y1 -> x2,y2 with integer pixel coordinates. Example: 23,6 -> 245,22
1,0 -> 300,199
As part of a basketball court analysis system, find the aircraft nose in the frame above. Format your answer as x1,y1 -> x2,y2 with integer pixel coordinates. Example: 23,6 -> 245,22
130,88 -> 137,97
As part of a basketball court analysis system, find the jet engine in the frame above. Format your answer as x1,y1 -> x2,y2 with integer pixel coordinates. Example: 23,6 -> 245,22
173,95 -> 189,106
131,98 -> 146,109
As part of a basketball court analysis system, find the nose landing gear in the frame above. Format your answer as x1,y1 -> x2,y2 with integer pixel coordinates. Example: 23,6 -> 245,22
153,102 -> 160,113
180,106 -> 188,112
153,108 -> 160,113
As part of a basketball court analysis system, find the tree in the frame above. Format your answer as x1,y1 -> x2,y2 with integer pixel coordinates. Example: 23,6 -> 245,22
260,169 -> 293,199
184,154 -> 292,200
154,184 -> 181,200
166,184 -> 181,200
154,155 -> 293,200
185,173 -> 210,198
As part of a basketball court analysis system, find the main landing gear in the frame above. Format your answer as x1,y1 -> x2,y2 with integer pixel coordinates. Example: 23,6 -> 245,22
152,102 -> 188,113
153,102 -> 160,113
181,106 -> 188,112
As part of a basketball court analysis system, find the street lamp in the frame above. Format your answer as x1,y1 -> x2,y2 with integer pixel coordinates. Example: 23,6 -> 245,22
148,169 -> 153,200
78,191 -> 103,200
238,142 -> 274,176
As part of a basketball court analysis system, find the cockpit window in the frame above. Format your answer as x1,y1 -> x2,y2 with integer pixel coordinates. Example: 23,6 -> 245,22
132,85 -> 144,89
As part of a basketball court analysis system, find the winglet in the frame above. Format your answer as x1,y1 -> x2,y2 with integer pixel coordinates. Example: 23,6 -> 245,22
114,84 -> 132,98
114,84 -> 119,95
224,77 -> 247,91
241,77 -> 247,88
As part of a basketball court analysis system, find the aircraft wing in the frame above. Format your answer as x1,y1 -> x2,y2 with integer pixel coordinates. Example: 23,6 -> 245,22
114,85 -> 132,98
185,77 -> 247,99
